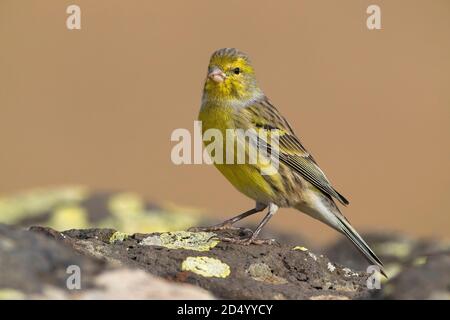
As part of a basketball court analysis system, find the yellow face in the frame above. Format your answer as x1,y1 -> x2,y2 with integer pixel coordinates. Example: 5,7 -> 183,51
203,48 -> 259,101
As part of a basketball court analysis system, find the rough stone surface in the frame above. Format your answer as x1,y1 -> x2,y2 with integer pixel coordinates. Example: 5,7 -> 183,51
0,224 -> 104,294
324,232 -> 450,279
31,227 -> 372,300
78,269 -> 214,300
3,187 -> 449,300
381,252 -> 450,300
2,223 -> 449,300
0,224 -> 213,299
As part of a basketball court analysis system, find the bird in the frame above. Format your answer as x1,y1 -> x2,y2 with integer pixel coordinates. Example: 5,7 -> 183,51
195,48 -> 385,276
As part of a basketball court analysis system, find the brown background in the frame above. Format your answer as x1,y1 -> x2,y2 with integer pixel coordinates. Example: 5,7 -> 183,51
1,0 -> 449,244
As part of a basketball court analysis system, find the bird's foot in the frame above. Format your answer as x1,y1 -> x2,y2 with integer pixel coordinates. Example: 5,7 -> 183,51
220,236 -> 276,246
188,224 -> 253,235
189,225 -> 276,245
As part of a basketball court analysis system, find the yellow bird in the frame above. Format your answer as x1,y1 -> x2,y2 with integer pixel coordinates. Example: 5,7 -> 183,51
197,48 -> 385,275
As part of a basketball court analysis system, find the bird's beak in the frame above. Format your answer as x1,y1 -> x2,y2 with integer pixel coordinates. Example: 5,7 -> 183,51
208,67 -> 226,83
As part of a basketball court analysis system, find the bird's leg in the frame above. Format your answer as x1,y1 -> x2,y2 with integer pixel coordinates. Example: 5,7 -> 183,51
189,203 -> 267,233
222,203 -> 279,245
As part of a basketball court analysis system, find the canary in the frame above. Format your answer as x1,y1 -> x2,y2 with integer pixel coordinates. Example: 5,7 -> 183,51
196,48 -> 384,275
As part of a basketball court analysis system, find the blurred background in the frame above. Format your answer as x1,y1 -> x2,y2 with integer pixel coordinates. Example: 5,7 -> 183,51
1,0 -> 449,245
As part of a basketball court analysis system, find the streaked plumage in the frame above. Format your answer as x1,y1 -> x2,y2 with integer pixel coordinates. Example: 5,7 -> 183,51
198,48 -> 385,275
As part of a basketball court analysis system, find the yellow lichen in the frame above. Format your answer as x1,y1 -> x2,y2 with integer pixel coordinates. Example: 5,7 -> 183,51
0,187 -> 202,235
140,231 -> 219,252
412,256 -> 427,266
292,246 -> 308,251
181,256 -> 230,278
109,231 -> 129,244
108,192 -> 145,218
0,186 -> 87,224
47,205 -> 89,230
105,193 -> 200,234
109,211 -> 199,234
0,289 -> 26,300
374,242 -> 412,259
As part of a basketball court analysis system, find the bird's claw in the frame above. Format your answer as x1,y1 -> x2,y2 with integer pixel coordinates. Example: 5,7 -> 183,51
188,225 -> 230,232
220,236 -> 276,246
188,225 -> 253,235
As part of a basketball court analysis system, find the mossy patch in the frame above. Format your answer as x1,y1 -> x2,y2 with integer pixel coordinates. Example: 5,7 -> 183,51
140,231 -> 219,252
181,256 -> 230,278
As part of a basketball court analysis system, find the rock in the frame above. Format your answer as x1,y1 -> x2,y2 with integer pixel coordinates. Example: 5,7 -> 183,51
0,224 -> 104,295
0,187 -> 204,234
0,224 -> 213,299
0,187 -> 308,248
381,252 -> 450,300
323,232 -> 450,279
249,224 -> 311,248
323,232 -> 450,300
77,269 -> 214,300
29,227 -> 372,300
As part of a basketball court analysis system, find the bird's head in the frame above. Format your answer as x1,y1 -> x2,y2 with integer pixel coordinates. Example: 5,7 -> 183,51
203,48 -> 261,103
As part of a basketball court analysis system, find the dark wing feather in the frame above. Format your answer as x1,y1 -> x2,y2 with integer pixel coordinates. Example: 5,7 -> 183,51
242,98 -> 349,205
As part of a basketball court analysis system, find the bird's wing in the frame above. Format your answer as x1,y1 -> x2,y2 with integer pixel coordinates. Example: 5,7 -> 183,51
239,97 -> 349,205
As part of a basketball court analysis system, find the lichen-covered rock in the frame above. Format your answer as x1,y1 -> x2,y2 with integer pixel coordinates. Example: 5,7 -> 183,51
181,256 -> 231,278
140,231 -> 220,252
0,224 -> 213,299
30,227 -> 372,300
0,186 -> 88,225
0,187 -> 309,253
109,231 -> 130,244
7,223 -> 448,300
0,187 -> 203,234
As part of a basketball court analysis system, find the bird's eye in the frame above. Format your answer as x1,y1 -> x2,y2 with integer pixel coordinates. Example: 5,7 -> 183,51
233,67 -> 241,75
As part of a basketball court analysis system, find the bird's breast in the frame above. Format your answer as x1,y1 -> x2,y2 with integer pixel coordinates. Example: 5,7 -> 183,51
198,103 -> 284,205
199,103 -> 235,132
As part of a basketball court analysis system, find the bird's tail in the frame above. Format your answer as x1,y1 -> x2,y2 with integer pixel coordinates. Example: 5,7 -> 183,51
334,213 -> 386,278
295,196 -> 386,277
